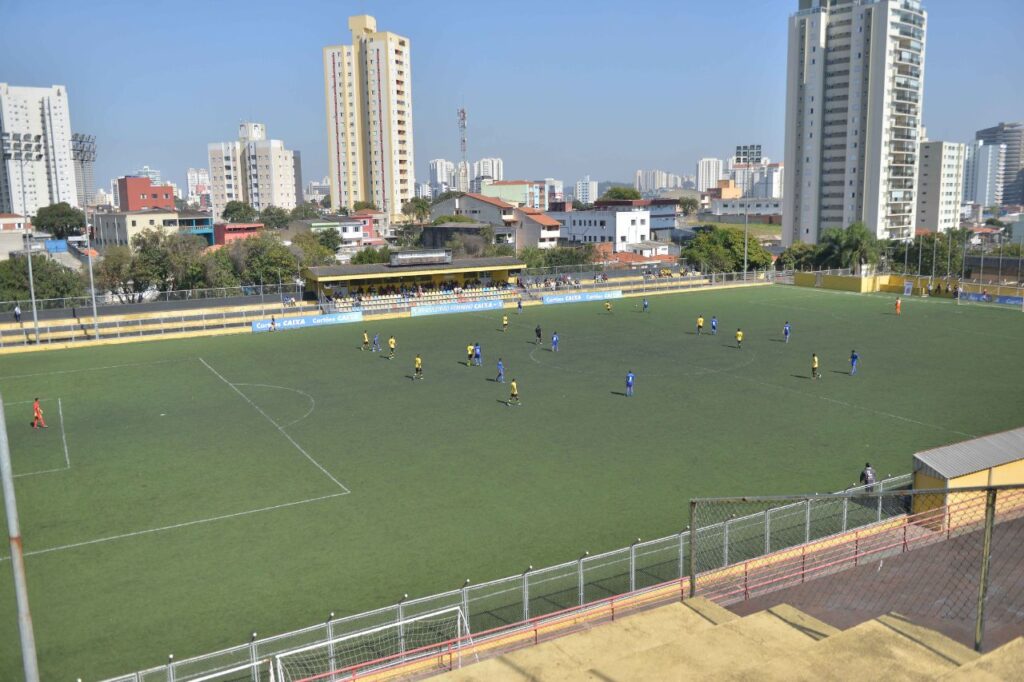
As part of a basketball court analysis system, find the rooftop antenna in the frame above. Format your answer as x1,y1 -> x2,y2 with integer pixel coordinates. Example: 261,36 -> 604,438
457,107 -> 468,187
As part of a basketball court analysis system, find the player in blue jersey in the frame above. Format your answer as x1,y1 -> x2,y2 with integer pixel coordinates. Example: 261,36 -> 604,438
850,350 -> 859,375
625,370 -> 635,397
372,332 -> 381,352
496,358 -> 505,383
710,316 -> 718,335
551,331 -> 560,352
473,342 -> 482,366
517,298 -> 523,314
784,321 -> 791,343
642,298 -> 649,313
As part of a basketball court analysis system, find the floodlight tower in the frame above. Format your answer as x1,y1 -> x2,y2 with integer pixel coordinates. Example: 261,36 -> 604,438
457,108 -> 468,191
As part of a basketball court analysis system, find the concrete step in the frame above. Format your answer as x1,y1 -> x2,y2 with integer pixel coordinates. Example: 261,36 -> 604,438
682,596 -> 739,625
742,616 -> 975,681
587,607 -> 824,681
762,603 -> 840,642
940,636 -> 1024,681
442,601 -> 713,681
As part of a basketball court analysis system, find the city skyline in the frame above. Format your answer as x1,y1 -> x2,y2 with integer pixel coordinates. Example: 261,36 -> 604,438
1,0 -> 1022,197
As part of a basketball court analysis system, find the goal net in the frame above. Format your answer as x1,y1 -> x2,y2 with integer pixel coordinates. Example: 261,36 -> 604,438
275,607 -> 472,682
956,284 -> 1024,311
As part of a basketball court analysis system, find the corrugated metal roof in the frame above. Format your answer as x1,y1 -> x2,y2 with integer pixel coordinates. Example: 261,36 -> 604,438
912,427 -> 1024,480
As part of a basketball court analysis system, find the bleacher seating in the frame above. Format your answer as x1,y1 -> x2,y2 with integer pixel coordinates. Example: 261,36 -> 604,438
439,599 -> 1020,681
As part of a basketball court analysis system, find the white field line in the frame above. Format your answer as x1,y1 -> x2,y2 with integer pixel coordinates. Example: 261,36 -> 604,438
0,358 -> 184,381
0,492 -> 348,562
13,397 -> 72,478
199,358 -> 350,493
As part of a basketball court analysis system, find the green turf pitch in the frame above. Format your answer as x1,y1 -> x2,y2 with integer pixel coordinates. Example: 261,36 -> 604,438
0,285 -> 1021,679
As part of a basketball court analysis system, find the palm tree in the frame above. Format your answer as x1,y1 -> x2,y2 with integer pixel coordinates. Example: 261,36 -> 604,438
815,223 -> 880,274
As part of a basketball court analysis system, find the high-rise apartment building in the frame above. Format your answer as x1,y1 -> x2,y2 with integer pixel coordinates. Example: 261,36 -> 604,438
0,83 -> 79,216
975,122 -> 1023,206
696,158 -> 724,192
186,167 -> 211,207
323,15 -> 415,220
783,0 -> 927,245
962,141 -> 1005,207
575,175 -> 598,205
428,158 -> 454,194
473,157 -> 503,183
735,145 -> 763,165
134,165 -> 162,186
915,140 -> 964,233
454,161 -> 471,193
72,133 -> 96,206
207,122 -> 300,220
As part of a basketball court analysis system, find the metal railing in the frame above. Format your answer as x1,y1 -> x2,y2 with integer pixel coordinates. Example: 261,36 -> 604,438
99,474 -> 909,682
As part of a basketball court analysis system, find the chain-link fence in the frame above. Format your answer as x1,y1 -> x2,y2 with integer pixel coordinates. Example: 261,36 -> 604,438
689,485 -> 1024,653
100,474 -> 908,682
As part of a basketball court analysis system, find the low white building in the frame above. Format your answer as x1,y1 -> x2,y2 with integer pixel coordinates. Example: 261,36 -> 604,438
548,208 -> 651,252
429,192 -> 516,227
710,197 -> 783,216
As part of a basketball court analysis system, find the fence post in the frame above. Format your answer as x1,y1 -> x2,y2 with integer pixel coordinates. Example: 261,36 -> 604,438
877,494 -> 883,522
842,497 -> 849,532
630,539 -> 640,592
804,500 -> 812,543
249,633 -> 258,682
398,595 -> 407,657
326,613 -> 336,682
578,553 -> 587,606
522,567 -> 532,622
688,500 -> 697,598
973,489 -> 998,653
167,655 -> 175,682
678,531 -> 686,581
764,508 -> 771,555
461,579 -> 471,632
722,519 -> 730,567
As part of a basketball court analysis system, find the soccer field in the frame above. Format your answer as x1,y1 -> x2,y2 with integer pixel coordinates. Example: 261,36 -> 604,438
1,284 -> 1022,680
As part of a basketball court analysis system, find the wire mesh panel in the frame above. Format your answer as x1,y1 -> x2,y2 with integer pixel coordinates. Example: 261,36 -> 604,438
580,548 -> 631,604
633,535 -> 685,589
160,645 -> 259,682
403,590 -> 464,621
464,576 -> 523,633
527,562 -> 580,619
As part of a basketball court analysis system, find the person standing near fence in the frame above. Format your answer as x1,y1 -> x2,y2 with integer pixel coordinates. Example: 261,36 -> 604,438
13,304 -> 21,323
860,463 -> 876,492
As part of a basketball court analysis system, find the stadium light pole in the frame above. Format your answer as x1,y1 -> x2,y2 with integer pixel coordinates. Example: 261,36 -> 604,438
743,203 -> 749,280
5,148 -> 43,344
0,395 -> 41,682
85,227 -> 99,339
916,234 -> 923,277
931,234 -> 937,281
946,230 -> 953,277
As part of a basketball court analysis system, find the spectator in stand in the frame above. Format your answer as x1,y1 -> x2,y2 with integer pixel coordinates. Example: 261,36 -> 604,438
860,463 -> 877,492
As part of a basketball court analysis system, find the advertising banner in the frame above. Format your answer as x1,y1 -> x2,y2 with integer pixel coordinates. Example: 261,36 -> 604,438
252,311 -> 363,333
410,298 -> 503,317
542,290 -> 623,306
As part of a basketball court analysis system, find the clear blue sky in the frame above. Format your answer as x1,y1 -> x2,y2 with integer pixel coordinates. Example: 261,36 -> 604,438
2,0 -> 1022,193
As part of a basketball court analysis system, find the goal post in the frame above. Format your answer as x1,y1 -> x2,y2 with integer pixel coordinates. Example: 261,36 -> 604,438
956,283 -> 1024,312
274,606 -> 472,682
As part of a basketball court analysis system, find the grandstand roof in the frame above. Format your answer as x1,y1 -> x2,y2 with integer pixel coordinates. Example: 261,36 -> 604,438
305,256 -> 525,282
912,427 -> 1024,480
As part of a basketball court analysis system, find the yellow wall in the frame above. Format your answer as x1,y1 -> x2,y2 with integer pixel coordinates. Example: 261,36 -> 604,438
912,471 -> 947,514
990,459 -> 1024,485
794,273 -> 879,293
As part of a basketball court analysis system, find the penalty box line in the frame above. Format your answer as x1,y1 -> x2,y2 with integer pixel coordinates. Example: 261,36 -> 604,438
199,357 -> 351,494
0,493 -> 348,562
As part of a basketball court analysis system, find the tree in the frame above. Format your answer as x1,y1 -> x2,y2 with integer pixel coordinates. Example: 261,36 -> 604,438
200,248 -> 240,288
259,205 -> 290,231
350,246 -> 392,264
317,228 -> 341,252
393,224 -> 423,248
518,247 -> 547,269
320,196 -> 332,209
290,203 -> 321,220
431,191 -> 464,205
222,201 -> 257,223
543,245 -> 595,267
431,214 -> 476,225
292,231 -> 336,267
130,229 -> 172,290
599,186 -> 641,201
777,242 -> 818,271
95,245 -> 148,302
817,222 -> 880,274
230,233 -> 299,284
0,255 -> 85,302
163,233 -> 210,291
352,200 -> 378,212
678,197 -> 700,217
32,202 -> 86,239
571,200 -> 589,210
402,197 -> 431,224
680,226 -> 770,272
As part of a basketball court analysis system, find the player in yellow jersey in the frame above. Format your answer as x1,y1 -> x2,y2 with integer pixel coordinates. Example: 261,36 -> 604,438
388,335 -> 396,359
811,353 -> 820,380
697,315 -> 704,335
502,314 -> 509,332
466,343 -> 474,366
507,378 -> 521,407
361,330 -> 370,351
735,328 -> 744,349
605,301 -> 613,314
414,354 -> 423,380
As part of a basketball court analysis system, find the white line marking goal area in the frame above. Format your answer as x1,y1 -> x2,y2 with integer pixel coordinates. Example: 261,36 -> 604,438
5,397 -> 72,478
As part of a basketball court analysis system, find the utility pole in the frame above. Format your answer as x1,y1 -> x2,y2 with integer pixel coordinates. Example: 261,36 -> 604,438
457,108 -> 468,192
0,396 -> 41,681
